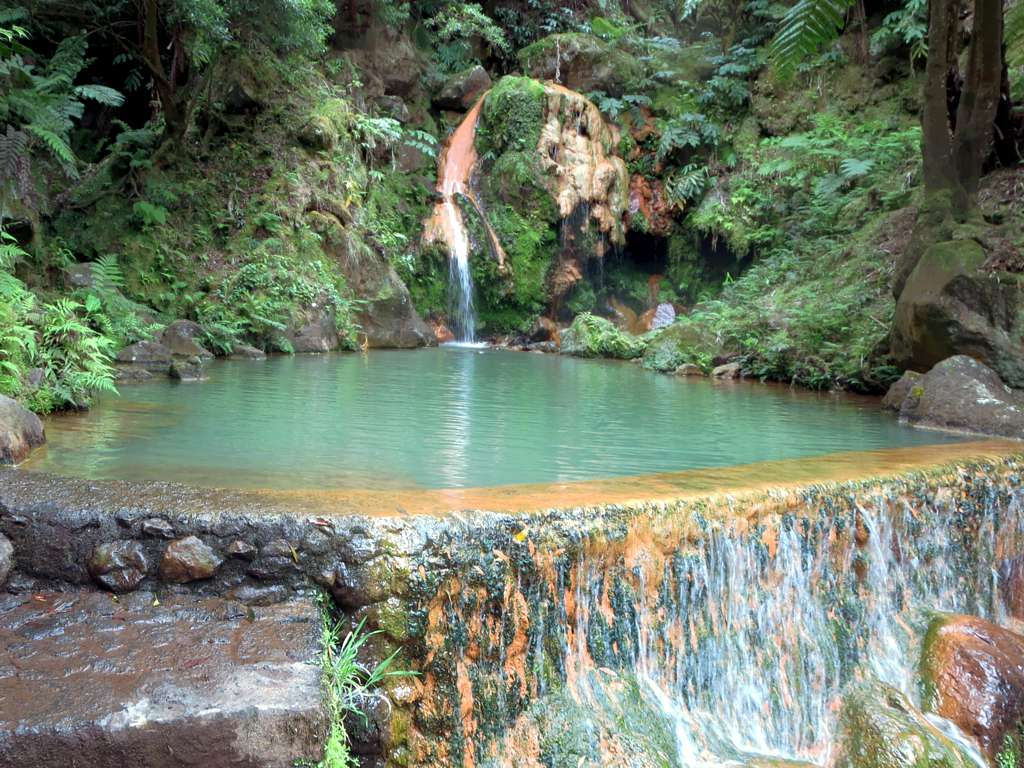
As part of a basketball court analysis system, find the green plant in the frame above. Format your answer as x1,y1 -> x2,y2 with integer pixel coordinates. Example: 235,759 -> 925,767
768,0 -> 853,78
0,21 -> 123,212
317,596 -> 413,768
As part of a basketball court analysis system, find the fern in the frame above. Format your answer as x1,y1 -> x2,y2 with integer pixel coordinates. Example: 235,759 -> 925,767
74,84 -> 125,107
769,0 -> 854,78
90,254 -> 126,291
24,124 -> 77,173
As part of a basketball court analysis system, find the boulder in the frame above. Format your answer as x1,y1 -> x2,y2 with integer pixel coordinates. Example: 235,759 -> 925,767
519,33 -> 645,97
286,305 -> 340,353
892,240 -> 1024,388
833,678 -> 975,768
560,313 -> 646,360
0,534 -> 12,587
159,536 -> 223,583
158,320 -> 213,359
115,340 -> 173,373
63,262 -> 95,289
434,65 -> 491,111
229,343 -> 267,360
0,395 -> 45,465
328,237 -> 433,349
169,356 -> 207,382
528,316 -> 560,344
374,94 -> 409,123
919,614 -> 1024,762
881,369 -> 921,412
88,540 -> 148,593
712,362 -> 742,379
674,363 -> 705,376
642,322 -> 708,372
883,356 -> 1024,438
0,591 -> 326,768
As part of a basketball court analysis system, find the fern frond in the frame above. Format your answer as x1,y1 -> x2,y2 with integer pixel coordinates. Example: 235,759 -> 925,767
24,124 -> 77,174
769,0 -> 854,78
74,85 -> 125,107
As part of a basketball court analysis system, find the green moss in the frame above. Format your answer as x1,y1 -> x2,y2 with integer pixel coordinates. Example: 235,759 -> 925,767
835,679 -> 975,768
642,321 -> 712,372
476,76 -> 547,157
560,313 -> 646,359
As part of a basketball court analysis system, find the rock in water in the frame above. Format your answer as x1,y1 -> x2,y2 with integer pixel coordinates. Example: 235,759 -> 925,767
229,343 -> 267,360
559,313 -> 646,359
712,362 -> 742,379
920,614 -> 1024,763
169,356 -> 207,381
883,356 -> 1024,438
285,304 -> 340,353
642,322 -> 709,372
158,320 -> 213,359
88,540 -> 148,593
834,678 -> 976,768
891,240 -> 1024,388
0,591 -> 326,768
116,340 -> 173,373
159,536 -> 223,583
0,395 -> 45,465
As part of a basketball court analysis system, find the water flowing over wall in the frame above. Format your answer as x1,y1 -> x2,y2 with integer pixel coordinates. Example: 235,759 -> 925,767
377,461 -> 1024,768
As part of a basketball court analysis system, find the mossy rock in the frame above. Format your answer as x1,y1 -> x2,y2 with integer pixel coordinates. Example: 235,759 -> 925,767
641,321 -> 711,372
479,670 -> 678,768
833,678 -> 976,768
476,76 -> 547,157
560,313 -> 646,360
518,33 -> 645,98
892,239 -> 1024,388
297,98 -> 353,151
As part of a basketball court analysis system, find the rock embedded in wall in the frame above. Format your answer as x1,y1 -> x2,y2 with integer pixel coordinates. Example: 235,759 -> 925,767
0,534 -> 12,587
159,536 -> 223,583
88,540 -> 148,593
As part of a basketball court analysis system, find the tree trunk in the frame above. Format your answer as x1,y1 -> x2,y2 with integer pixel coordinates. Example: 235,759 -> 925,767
951,0 -> 1004,212
140,0 -> 187,142
921,0 -> 960,199
993,44 -> 1020,168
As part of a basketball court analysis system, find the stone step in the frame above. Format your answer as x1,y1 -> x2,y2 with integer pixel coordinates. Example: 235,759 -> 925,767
0,590 -> 326,768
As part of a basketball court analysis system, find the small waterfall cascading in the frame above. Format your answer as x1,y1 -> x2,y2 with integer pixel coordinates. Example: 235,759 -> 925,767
494,480 -> 1024,767
426,96 -> 505,345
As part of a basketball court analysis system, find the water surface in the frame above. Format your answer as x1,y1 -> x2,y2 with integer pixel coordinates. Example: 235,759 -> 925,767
25,347 -> 964,491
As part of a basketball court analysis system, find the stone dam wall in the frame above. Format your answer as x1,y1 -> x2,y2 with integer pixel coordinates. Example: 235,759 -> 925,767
1,458 -> 1024,767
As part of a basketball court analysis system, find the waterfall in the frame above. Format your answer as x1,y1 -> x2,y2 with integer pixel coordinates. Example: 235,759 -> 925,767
441,196 -> 476,343
559,493 -> 1020,766
476,472 -> 1024,767
426,97 -> 496,345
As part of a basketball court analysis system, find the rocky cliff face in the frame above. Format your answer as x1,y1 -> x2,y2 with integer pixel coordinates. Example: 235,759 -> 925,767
427,75 -> 630,333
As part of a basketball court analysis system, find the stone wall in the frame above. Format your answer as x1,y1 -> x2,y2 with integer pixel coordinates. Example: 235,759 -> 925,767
3,458 -> 1024,767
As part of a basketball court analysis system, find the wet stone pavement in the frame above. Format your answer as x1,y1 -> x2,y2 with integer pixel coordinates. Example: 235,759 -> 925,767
0,591 -> 326,768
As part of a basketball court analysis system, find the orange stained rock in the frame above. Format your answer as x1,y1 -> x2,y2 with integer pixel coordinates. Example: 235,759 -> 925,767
425,96 -> 507,274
